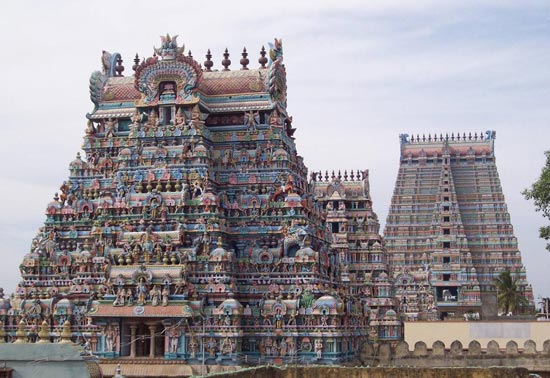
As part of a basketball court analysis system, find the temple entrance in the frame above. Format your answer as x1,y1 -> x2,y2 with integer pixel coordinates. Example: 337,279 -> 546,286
121,320 -> 165,358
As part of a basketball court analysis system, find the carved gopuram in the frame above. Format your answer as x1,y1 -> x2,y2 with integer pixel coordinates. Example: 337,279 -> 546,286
310,170 -> 401,341
384,133 -> 534,320
0,36 -> 399,366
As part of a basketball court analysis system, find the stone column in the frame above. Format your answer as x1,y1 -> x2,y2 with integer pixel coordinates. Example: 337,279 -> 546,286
149,325 -> 156,358
130,324 -> 138,358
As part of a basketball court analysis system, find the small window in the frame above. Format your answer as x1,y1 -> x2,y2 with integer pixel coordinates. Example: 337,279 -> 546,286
118,119 -> 131,132
443,196 -> 449,201
443,228 -> 450,235
443,256 -> 451,264
443,216 -> 450,223
443,241 -> 451,249
443,274 -> 451,281
162,106 -> 172,125
443,206 -> 450,211
331,222 -> 339,233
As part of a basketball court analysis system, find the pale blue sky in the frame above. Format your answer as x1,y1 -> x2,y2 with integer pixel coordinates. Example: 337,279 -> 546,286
0,1 -> 549,299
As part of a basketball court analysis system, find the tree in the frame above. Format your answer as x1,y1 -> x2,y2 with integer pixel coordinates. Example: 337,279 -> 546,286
494,270 -> 528,315
522,150 -> 550,251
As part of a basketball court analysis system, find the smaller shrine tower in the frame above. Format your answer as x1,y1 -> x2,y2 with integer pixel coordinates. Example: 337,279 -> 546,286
310,169 -> 401,341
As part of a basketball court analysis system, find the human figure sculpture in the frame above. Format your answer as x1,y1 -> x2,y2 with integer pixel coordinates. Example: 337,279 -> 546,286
174,108 -> 186,127
113,288 -> 125,306
170,328 -> 179,353
148,109 -> 159,128
125,288 -> 134,306
104,118 -> 118,138
131,109 -> 141,126
188,338 -> 198,358
269,109 -> 281,126
105,327 -> 117,352
244,110 -> 260,132
150,285 -> 160,306
315,339 -> 323,359
136,278 -> 148,305
280,338 -> 287,356
221,337 -> 233,355
162,285 -> 170,306
274,308 -> 284,329
86,120 -> 97,136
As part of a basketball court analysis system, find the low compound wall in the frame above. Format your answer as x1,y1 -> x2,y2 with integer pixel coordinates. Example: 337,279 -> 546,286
404,321 -> 550,349
361,339 -> 550,376
201,365 -> 530,378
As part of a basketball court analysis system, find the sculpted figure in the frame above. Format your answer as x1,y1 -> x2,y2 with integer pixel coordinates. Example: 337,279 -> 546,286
136,278 -> 148,305
113,288 -> 125,306
269,109 -> 281,126
170,328 -> 180,353
315,339 -> 323,359
174,108 -> 186,127
86,120 -> 97,136
104,118 -> 118,138
162,285 -> 170,306
150,285 -> 160,306
244,110 -> 260,132
188,337 -> 198,358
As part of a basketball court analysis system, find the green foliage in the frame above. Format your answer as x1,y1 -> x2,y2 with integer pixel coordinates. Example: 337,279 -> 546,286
522,150 -> 550,251
494,270 -> 528,315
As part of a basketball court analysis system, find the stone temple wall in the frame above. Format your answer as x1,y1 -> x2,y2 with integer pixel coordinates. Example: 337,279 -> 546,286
202,365 -> 530,378
361,339 -> 550,375
404,321 -> 550,352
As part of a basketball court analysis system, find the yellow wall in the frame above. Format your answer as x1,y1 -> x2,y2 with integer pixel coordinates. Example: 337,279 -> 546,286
404,321 -> 550,351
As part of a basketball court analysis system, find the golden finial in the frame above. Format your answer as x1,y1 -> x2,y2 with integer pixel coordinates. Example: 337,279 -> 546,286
37,320 -> 51,343
14,320 -> 27,344
59,320 -> 73,344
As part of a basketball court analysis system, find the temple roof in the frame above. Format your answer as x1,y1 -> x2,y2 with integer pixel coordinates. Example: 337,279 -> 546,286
88,36 -> 285,117
399,131 -> 496,158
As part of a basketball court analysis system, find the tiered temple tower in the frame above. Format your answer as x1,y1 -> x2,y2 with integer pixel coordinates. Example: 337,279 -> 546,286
384,132 -> 534,319
310,170 -> 401,341
0,36 -> 398,365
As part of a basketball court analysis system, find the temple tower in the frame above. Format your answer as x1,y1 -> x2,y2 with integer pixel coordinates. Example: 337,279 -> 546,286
310,169 -> 401,341
2,36 -> 378,365
384,132 -> 533,319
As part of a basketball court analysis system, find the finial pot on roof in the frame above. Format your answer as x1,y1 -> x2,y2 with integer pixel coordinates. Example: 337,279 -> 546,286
13,320 -> 27,344
222,48 -> 231,71
204,49 -> 213,71
59,320 -> 73,344
240,47 -> 249,70
37,320 -> 51,343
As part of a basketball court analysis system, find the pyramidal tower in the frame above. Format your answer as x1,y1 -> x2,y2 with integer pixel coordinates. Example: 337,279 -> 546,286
1,36 -> 399,365
384,132 -> 534,319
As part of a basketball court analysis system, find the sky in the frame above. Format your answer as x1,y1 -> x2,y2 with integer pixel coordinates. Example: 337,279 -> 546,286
0,1 -> 549,300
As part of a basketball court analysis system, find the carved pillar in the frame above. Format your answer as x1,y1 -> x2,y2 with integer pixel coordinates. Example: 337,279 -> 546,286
130,324 -> 138,358
149,325 -> 156,358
